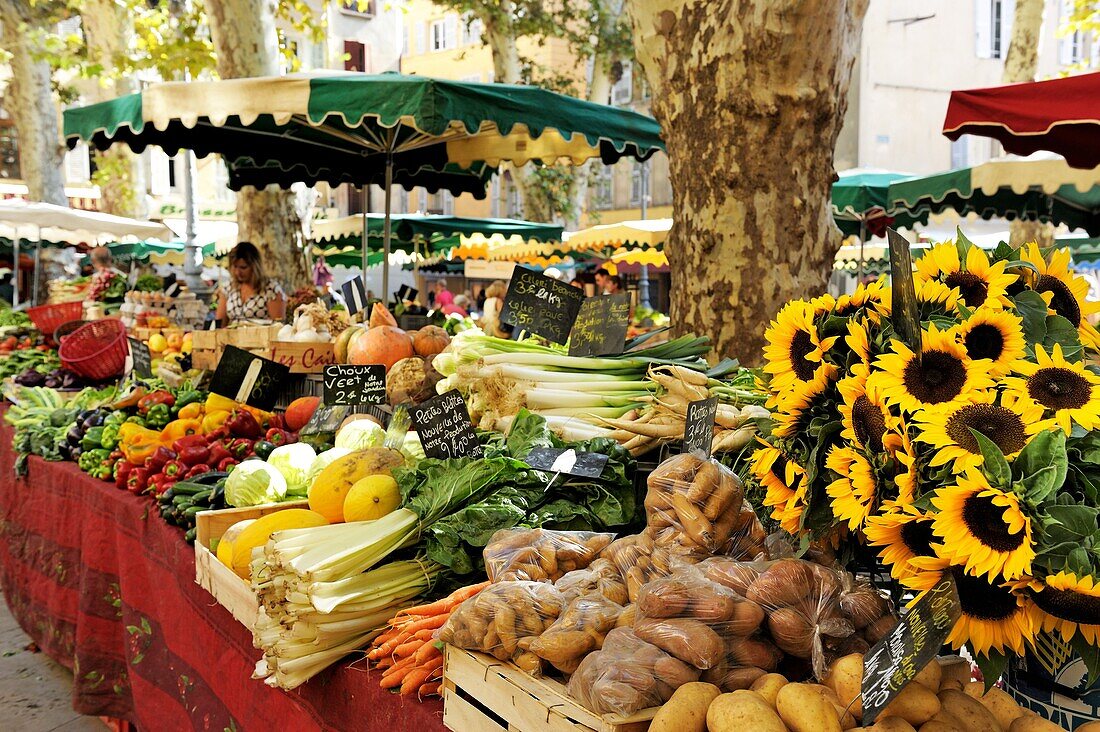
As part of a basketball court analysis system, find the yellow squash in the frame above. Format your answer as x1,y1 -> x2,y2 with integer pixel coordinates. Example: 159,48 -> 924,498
307,448 -> 405,523
229,509 -> 329,579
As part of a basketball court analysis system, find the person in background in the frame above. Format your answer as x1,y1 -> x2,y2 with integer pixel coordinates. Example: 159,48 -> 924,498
606,275 -> 624,295
475,285 -> 487,312
443,293 -> 470,318
91,246 -> 123,276
594,267 -> 611,294
312,256 -> 333,290
435,279 -> 454,309
480,280 -> 507,337
569,277 -> 584,289
215,241 -> 286,324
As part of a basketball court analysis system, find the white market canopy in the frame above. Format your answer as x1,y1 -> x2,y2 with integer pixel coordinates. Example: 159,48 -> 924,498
0,200 -> 174,245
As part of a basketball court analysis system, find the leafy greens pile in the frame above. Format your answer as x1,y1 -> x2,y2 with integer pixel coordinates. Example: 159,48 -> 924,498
393,409 -> 640,575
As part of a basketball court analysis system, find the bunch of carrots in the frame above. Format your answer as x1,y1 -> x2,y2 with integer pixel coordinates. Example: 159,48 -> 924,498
368,581 -> 490,698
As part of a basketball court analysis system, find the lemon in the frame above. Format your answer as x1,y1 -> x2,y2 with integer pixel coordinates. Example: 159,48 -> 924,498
148,333 -> 167,353
342,474 -> 401,522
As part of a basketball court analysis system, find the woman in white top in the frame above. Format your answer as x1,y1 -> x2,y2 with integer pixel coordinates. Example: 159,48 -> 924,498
215,242 -> 287,324
480,279 -> 508,338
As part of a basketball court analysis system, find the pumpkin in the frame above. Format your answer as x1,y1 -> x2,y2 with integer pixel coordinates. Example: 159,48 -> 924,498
412,325 -> 450,358
334,325 -> 363,363
284,396 -> 320,431
369,302 -> 398,328
348,325 -> 414,370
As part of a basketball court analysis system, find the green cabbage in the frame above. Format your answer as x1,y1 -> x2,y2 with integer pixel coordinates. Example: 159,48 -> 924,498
307,447 -> 353,489
267,443 -> 317,496
225,459 -> 288,507
334,419 -> 384,451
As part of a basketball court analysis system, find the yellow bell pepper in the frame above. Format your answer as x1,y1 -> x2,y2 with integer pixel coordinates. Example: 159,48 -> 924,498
176,402 -> 204,420
201,410 -> 232,434
161,418 -> 202,443
119,424 -> 170,466
204,393 -> 238,414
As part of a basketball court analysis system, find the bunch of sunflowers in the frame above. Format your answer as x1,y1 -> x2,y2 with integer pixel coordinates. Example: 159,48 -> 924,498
751,235 -> 1100,675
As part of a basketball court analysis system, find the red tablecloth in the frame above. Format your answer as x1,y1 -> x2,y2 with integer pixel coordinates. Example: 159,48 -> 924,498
0,413 -> 445,731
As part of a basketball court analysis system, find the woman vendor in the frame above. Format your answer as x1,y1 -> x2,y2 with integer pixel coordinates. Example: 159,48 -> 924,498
215,241 -> 287,324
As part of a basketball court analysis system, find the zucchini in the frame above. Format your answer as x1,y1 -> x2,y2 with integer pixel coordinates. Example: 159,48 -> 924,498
171,481 -> 209,496
159,487 -> 175,502
184,505 -> 205,518
189,489 -> 213,506
172,495 -> 193,507
190,471 -> 229,486
184,527 -> 197,543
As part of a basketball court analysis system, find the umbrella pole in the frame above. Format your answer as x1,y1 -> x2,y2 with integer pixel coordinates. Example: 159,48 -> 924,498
360,185 -> 368,287
12,234 -> 19,309
858,219 -> 866,282
383,152 -> 393,304
31,226 -> 41,307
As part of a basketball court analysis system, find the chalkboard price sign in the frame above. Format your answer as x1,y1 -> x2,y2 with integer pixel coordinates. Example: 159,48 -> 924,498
409,390 -> 483,460
568,294 -> 630,357
128,337 -> 153,379
861,574 -> 961,726
209,345 -> 289,411
683,397 -> 718,457
525,448 -> 609,478
500,266 -> 585,345
323,364 -> 386,406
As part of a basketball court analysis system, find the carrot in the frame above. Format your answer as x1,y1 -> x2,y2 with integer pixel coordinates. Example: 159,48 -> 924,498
399,656 -> 444,695
374,629 -> 414,657
396,614 -> 448,635
374,656 -> 394,670
446,581 -> 490,604
395,597 -> 452,618
380,656 -> 416,688
393,638 -> 424,658
415,640 -> 442,664
418,681 -> 442,699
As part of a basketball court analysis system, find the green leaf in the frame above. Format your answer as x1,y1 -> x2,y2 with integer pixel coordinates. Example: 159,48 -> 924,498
1043,315 -> 1084,362
1025,466 -> 1061,503
955,227 -> 975,260
1072,635 -> 1100,687
991,241 -> 1014,263
1044,505 -> 1099,539
971,428 -> 1011,487
1015,431 -> 1068,489
971,648 -> 1008,691
956,301 -> 974,320
1013,290 -> 1051,346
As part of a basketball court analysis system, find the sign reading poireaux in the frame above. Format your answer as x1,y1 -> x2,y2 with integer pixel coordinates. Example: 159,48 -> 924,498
861,574 -> 961,726
568,293 -> 630,357
408,389 -> 483,460
323,364 -> 386,406
500,266 -> 586,345
209,345 -> 289,411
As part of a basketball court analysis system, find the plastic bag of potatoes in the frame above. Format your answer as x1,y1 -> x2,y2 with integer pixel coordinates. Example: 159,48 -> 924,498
437,580 -> 564,669
483,528 -> 614,583
554,557 -> 629,606
527,592 -> 624,675
645,452 -> 767,557
567,626 -> 701,716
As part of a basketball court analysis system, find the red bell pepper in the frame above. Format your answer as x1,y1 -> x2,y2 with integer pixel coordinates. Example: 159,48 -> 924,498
172,434 -> 209,453
225,409 -> 263,439
206,441 -> 232,466
115,460 -> 134,491
126,468 -> 149,495
147,446 -> 177,475
267,413 -> 286,431
137,389 -> 175,416
162,459 -> 186,479
225,438 -> 254,460
148,473 -> 175,498
185,463 -> 212,479
178,444 -> 210,467
265,428 -> 297,446
217,457 -> 238,472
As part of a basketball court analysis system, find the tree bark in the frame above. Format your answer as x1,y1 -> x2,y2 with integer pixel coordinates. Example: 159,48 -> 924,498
628,0 -> 867,365
1002,0 -> 1053,247
206,0 -> 308,290
0,0 -> 66,206
82,0 -> 147,218
483,4 -> 523,84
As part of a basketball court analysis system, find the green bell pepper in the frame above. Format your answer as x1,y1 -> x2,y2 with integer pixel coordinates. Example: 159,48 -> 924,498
81,426 -> 106,452
100,423 -> 121,450
145,403 -> 172,430
252,440 -> 276,460
125,415 -> 147,427
90,457 -> 114,481
78,448 -> 110,473
172,390 -> 204,415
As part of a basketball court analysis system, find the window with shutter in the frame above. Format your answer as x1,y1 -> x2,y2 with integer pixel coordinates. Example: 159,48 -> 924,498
462,14 -> 483,46
415,22 -> 426,54
148,148 -> 170,196
64,142 -> 91,184
611,61 -> 633,105
1060,0 -> 1085,65
445,15 -> 458,49
975,0 -> 993,59
344,40 -> 367,71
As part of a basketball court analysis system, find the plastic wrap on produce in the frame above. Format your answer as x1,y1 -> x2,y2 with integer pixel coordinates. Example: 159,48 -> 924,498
553,558 -> 629,605
483,528 -> 614,583
527,592 -> 623,674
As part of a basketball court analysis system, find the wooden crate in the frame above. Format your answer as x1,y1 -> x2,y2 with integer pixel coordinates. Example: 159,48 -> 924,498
269,341 -> 337,373
191,326 -> 278,372
442,646 -> 656,732
194,501 -> 308,630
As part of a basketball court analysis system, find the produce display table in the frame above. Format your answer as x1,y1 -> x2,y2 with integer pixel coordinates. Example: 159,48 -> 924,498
0,410 -> 445,731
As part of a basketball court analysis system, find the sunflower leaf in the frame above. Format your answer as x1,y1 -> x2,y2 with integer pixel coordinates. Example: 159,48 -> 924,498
970,428 -> 1011,487
1043,314 -> 1084,363
991,241 -> 1014,263
971,648 -> 1008,692
955,227 -> 975,260
1013,290 -> 1050,347
1044,505 -> 1099,542
1014,430 -> 1068,487
1025,466 -> 1061,503
1072,634 -> 1100,687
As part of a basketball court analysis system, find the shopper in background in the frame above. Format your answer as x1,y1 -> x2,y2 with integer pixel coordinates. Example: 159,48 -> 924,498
444,293 -> 470,318
594,267 -> 611,294
215,241 -> 286,324
435,279 -> 455,309
606,275 -> 624,295
480,280 -> 508,337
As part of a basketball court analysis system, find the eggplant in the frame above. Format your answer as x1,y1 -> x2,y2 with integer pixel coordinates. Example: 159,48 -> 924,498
66,424 -> 84,446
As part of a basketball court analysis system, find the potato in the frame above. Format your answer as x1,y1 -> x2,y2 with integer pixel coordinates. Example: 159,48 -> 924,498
936,656 -> 972,689
825,653 -> 864,717
634,618 -> 725,669
1077,723 -> 1100,732
721,666 -> 769,692
653,655 -> 702,689
769,607 -> 815,658
864,719 -> 916,732
864,615 -> 900,644
928,709 -> 965,727
939,680 -> 964,693
707,690 -> 788,732
1009,712 -> 1063,732
918,722 -> 960,732
750,673 -> 789,707
963,681 -> 987,699
776,682 -> 843,732
729,599 -> 767,634
880,682 -> 941,726
616,604 -> 637,628
911,660 -> 943,692
840,586 -> 890,629
748,559 -> 814,607
648,681 -> 720,732
979,687 -> 1023,730
803,683 -> 857,729
703,559 -> 760,595
938,689 -> 1001,732
730,636 -> 783,671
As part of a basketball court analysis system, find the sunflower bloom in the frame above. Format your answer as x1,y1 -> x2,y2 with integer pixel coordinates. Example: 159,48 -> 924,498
1019,242 -> 1100,334
905,565 -> 1036,656
771,371 -> 834,439
915,241 -> 1016,309
883,423 -> 919,509
837,366 -> 894,453
751,445 -> 806,510
931,472 -> 1035,581
915,391 -> 1040,472
952,307 -> 1027,376
845,318 -> 874,366
865,508 -> 944,581
825,446 -> 880,531
1021,571 -> 1100,645
1002,343 -> 1100,434
833,279 -> 886,318
762,301 -> 838,392
872,323 -> 994,413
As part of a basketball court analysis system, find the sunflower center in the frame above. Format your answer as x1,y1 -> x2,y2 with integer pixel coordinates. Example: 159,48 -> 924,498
944,272 -> 990,308
1033,584 -> 1100,625
789,330 -> 817,381
961,493 -> 1025,553
902,350 -> 968,405
770,453 -> 791,487
1035,274 -> 1082,327
964,323 -> 1005,362
951,566 -> 1019,621
852,395 -> 887,452
944,404 -> 1028,457
1027,367 -> 1092,411
900,519 -> 937,557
